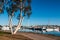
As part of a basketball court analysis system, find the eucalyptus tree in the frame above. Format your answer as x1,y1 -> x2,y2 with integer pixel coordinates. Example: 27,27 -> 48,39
12,0 -> 32,34
6,0 -> 18,34
0,0 -> 32,34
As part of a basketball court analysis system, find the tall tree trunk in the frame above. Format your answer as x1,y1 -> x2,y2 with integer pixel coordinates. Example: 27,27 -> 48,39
13,1 -> 23,34
13,10 -> 23,34
9,16 -> 13,34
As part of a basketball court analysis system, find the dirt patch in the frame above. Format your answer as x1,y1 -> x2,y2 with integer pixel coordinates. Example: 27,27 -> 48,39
0,31 -> 33,40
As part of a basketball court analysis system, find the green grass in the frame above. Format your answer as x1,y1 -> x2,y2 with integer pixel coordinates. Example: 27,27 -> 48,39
0,31 -> 11,35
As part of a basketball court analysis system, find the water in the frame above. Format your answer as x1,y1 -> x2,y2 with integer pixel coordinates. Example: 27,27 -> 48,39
19,29 -> 34,32
19,29 -> 60,36
44,31 -> 60,36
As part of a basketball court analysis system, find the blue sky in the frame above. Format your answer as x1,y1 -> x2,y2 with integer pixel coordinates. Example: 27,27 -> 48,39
0,0 -> 60,26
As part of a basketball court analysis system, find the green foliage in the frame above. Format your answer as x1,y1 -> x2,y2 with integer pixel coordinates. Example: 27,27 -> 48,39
27,0 -> 31,3
0,0 -> 4,14
0,0 -> 32,21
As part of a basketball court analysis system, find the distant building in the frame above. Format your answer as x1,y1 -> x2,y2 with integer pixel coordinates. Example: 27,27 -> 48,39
2,26 -> 10,30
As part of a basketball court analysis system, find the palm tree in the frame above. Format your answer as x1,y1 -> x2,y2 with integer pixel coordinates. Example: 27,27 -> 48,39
13,0 -> 32,34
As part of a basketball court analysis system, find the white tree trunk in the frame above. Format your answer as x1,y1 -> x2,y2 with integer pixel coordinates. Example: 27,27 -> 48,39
13,19 -> 22,34
9,16 -> 13,34
13,10 -> 23,34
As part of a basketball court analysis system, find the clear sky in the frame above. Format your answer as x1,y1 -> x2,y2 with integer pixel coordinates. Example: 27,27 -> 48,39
0,0 -> 60,26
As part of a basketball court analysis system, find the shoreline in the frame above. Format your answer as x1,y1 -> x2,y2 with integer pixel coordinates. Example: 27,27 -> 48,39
0,31 -> 60,40
17,32 -> 60,40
